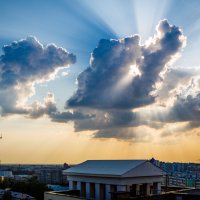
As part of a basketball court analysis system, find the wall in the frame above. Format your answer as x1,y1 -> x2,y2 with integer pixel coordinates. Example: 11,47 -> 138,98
67,175 -> 164,186
44,192 -> 83,200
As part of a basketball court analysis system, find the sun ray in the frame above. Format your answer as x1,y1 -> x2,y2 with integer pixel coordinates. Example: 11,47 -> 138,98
132,0 -> 172,42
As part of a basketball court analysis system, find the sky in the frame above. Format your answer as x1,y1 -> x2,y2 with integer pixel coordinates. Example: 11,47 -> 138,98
1,0 -> 200,164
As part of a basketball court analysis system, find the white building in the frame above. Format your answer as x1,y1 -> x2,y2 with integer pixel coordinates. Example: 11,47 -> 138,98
0,170 -> 13,181
56,160 -> 165,200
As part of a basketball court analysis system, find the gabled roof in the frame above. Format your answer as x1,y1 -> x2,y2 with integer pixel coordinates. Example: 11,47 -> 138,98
64,160 -> 148,177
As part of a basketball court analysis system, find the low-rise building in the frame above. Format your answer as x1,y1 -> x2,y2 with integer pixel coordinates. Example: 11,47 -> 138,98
45,160 -> 166,200
35,169 -> 63,184
195,179 -> 200,188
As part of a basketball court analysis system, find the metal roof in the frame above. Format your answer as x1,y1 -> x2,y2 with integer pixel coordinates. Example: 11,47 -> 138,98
64,160 -> 147,176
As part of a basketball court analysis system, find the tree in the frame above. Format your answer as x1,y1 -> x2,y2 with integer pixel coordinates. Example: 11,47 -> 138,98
11,177 -> 51,200
2,191 -> 12,200
0,178 -> 12,189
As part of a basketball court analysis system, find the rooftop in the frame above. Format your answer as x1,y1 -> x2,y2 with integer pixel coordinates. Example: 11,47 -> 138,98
64,160 -> 147,176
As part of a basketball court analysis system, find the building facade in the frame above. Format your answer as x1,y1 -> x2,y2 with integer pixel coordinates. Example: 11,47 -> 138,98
61,160 -> 166,200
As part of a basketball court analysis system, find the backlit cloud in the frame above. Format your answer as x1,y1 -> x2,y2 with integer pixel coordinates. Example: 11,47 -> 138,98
68,19 -> 186,109
0,36 -> 76,115
65,19 -> 190,141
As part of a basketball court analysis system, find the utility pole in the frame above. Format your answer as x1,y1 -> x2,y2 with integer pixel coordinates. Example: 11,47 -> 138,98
0,133 -> 2,170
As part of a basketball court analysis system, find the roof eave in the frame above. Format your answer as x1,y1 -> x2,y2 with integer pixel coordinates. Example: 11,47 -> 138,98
65,172 -> 122,178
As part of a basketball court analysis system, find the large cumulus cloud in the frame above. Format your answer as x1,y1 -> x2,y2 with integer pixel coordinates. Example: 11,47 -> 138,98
68,19 -> 186,109
63,19 -> 190,141
0,36 -> 76,115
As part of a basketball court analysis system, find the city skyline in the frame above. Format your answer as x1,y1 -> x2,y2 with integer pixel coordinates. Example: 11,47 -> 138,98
0,0 -> 200,164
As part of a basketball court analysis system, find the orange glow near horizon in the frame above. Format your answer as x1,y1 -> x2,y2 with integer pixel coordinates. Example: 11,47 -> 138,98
0,117 -> 200,164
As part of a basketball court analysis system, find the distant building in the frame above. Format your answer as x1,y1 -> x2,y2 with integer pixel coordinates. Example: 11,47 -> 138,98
0,170 -> 13,181
13,174 -> 33,182
150,158 -> 200,189
35,169 -> 63,184
45,160 -> 166,200
195,179 -> 200,188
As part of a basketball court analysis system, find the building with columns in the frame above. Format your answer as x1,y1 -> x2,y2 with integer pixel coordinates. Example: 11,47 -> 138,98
58,160 -> 165,200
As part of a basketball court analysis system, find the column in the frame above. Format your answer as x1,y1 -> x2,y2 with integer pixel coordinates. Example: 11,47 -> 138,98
131,184 -> 140,196
153,182 -> 161,195
90,183 -> 95,199
142,184 -> 151,196
157,182 -> 161,194
146,184 -> 151,195
126,185 -> 131,192
95,183 -> 100,200
69,180 -> 73,190
117,185 -> 126,192
136,185 -> 140,196
105,184 -> 111,200
72,181 -> 77,190
77,181 -> 81,191
81,182 -> 86,197
86,182 -> 90,199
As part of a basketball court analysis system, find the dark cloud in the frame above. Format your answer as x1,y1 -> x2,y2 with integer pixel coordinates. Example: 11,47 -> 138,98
50,111 -> 95,123
0,36 -> 76,115
155,67 -> 200,103
74,109 -> 163,132
187,121 -> 200,129
29,93 -> 58,119
68,19 -> 185,109
166,93 -> 200,123
93,127 -> 151,142
150,80 -> 200,137
74,110 -> 137,131
28,93 -> 94,123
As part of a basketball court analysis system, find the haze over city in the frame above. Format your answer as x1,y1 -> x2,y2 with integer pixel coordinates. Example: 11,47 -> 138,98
0,0 -> 200,164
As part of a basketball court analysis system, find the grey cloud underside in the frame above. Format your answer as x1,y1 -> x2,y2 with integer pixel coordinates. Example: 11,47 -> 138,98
93,127 -> 151,142
155,67 -> 200,103
50,111 -> 95,123
160,101 -> 200,138
149,80 -> 200,137
0,36 -> 76,115
68,20 -> 185,109
167,94 -> 200,123
28,93 -> 94,122
74,110 -> 163,132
